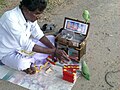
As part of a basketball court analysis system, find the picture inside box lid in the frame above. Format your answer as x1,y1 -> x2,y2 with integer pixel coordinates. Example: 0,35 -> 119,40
64,18 -> 89,35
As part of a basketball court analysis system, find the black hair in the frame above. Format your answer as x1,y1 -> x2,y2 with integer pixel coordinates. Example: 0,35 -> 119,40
19,0 -> 47,12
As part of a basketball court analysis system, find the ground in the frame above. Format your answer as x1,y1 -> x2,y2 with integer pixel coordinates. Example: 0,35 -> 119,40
0,0 -> 120,90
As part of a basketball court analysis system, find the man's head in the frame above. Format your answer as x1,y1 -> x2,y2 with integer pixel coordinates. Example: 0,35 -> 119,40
20,0 -> 47,22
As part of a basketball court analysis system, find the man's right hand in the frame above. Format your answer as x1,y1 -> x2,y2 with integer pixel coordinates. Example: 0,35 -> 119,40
54,49 -> 71,64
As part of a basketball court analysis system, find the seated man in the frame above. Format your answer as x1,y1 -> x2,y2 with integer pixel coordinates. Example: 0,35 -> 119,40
0,0 -> 70,74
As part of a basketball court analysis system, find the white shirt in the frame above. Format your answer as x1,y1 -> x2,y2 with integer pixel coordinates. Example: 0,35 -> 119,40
0,6 -> 44,59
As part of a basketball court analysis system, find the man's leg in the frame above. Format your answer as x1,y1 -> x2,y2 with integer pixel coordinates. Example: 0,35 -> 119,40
1,35 -> 55,74
1,51 -> 35,70
1,51 -> 37,74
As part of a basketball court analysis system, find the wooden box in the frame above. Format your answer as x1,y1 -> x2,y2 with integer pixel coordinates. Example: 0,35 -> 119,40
55,17 -> 90,62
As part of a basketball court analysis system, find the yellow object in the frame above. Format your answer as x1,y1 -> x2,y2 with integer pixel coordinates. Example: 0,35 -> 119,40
21,50 -> 36,56
33,61 -> 49,73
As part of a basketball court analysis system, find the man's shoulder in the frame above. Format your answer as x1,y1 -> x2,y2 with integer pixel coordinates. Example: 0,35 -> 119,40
2,7 -> 19,21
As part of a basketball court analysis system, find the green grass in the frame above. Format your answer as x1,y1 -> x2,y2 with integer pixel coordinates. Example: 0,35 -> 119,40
0,0 -> 4,5
0,0 -> 7,14
0,0 -> 6,8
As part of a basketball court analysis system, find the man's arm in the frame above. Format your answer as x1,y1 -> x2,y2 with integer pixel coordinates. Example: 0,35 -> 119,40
32,44 -> 71,62
32,35 -> 71,62
32,44 -> 55,54
39,35 -> 55,49
32,35 -> 55,54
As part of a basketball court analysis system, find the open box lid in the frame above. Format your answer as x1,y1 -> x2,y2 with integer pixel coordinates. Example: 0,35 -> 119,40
63,17 -> 90,36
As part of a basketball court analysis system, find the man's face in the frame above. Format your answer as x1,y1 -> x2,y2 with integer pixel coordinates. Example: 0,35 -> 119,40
27,9 -> 43,22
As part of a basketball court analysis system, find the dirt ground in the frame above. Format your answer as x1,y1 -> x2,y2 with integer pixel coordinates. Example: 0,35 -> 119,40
0,0 -> 120,90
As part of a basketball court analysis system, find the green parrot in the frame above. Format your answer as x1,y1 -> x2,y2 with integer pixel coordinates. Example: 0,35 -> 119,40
81,60 -> 90,80
82,10 -> 90,23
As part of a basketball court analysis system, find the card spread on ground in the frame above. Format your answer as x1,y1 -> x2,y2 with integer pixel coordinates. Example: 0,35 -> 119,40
0,61 -> 76,90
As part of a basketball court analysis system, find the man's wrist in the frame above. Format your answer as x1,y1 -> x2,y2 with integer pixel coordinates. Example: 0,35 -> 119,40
54,48 -> 56,55
53,48 -> 57,57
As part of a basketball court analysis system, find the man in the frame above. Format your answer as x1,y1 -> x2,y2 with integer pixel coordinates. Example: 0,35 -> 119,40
0,0 -> 70,74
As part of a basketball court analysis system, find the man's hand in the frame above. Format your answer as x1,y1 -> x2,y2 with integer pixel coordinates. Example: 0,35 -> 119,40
54,49 -> 71,64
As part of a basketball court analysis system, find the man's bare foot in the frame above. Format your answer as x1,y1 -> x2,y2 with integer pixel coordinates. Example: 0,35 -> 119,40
23,67 -> 36,75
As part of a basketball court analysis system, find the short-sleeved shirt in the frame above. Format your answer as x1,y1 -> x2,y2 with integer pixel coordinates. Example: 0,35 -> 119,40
0,6 -> 44,59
